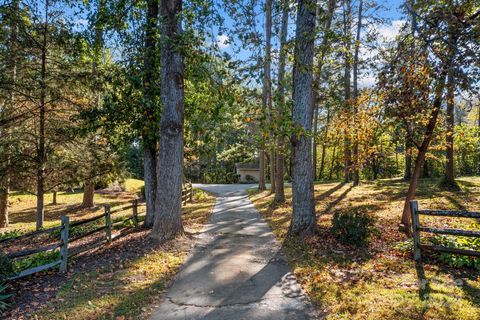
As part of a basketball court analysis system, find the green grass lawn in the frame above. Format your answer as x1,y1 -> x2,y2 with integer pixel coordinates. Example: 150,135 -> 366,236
249,177 -> 480,320
2,179 -> 145,234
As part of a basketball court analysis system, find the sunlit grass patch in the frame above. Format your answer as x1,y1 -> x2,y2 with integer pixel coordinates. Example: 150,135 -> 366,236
3,179 -> 145,234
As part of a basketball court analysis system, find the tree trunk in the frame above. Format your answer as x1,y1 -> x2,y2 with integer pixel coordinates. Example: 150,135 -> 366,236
259,150 -> 266,190
422,159 -> 429,178
290,0 -> 317,237
401,70 -> 447,232
261,0 -> 273,192
319,104 -> 330,180
329,144 -> 336,180
478,103 -> 480,175
404,0 -> 415,182
143,146 -> 157,227
82,182 -> 95,208
152,0 -> 185,241
36,0 -> 49,230
0,0 -> 19,229
143,0 -> 159,228
312,106 -> 319,180
443,61 -> 457,189
352,0 -> 363,187
313,0 -> 336,181
0,188 -> 9,228
343,0 -> 352,183
52,191 -> 57,205
404,122 -> 412,180
274,0 -> 289,203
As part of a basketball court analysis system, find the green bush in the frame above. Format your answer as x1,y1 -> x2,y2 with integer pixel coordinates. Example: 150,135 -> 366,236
0,254 -> 14,282
331,210 -> 377,247
140,185 -> 145,199
194,189 -> 208,201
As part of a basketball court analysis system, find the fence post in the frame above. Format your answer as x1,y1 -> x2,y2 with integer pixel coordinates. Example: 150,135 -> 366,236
182,186 -> 186,206
410,200 -> 421,261
189,183 -> 193,203
105,205 -> 112,243
60,215 -> 69,273
132,199 -> 139,227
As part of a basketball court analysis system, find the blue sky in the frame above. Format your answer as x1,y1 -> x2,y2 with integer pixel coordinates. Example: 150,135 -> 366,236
212,0 -> 408,87
64,0 -> 407,86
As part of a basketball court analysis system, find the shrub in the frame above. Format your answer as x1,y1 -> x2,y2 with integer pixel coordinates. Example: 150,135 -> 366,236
0,254 -> 14,282
140,185 -> 145,199
245,174 -> 256,183
331,210 -> 377,247
194,189 -> 208,201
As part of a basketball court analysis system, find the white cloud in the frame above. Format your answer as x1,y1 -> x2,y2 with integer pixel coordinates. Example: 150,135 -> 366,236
377,20 -> 406,42
216,35 -> 230,49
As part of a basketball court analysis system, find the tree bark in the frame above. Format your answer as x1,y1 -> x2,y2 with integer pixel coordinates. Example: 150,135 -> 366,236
290,0 -> 317,237
258,150 -> 266,190
404,0 -> 415,182
478,102 -> 480,175
36,0 -> 49,230
52,191 -> 57,205
0,188 -> 8,228
443,59 -> 457,188
1,0 -> 19,229
329,144 -> 336,180
313,0 -> 336,181
143,146 -> 157,227
319,104 -> 330,180
274,0 -> 289,203
404,122 -> 413,180
261,0 -> 273,192
82,181 -> 95,208
343,0 -> 352,183
312,106 -> 319,180
143,0 -> 159,228
401,70 -> 447,231
352,0 -> 363,187
152,0 -> 185,241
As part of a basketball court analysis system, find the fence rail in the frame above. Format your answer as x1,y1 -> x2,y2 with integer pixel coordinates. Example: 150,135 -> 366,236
410,200 -> 480,261
3,183 -> 194,281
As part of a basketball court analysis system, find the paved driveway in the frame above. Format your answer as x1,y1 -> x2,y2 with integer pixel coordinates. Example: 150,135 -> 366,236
150,184 -> 319,320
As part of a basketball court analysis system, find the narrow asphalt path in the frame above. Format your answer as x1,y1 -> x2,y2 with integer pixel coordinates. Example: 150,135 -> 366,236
150,184 -> 320,320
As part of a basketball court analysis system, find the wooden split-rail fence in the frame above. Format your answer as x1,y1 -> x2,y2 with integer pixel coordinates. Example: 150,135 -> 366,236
410,200 -> 480,261
1,182 -> 194,281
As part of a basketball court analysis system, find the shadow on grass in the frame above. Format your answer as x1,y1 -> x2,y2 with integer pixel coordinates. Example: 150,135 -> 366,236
319,185 -> 354,216
314,182 -> 346,202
